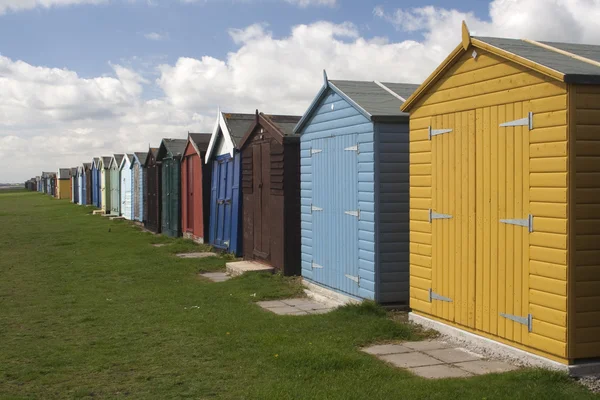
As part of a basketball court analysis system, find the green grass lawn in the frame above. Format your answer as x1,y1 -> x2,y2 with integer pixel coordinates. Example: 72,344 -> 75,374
0,191 -> 597,399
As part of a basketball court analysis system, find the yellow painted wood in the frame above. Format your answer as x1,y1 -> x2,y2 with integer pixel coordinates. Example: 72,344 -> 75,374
530,188 -> 567,204
576,266 -> 600,281
530,232 -> 567,250
530,142 -> 567,158
576,296 -> 600,313
576,109 -> 600,125
575,327 -> 600,344
530,289 -> 567,312
575,220 -> 600,234
407,42 -> 577,361
530,260 -> 567,281
576,141 -> 600,156
575,343 -> 600,359
530,303 -> 567,327
575,281 -> 600,297
530,275 -> 567,296
576,157 -> 600,172
531,172 -> 567,188
529,126 -> 567,144
531,157 -> 567,173
575,250 -> 600,266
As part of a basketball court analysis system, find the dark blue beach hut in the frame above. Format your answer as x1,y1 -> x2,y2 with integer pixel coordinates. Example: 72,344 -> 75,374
204,111 -> 254,256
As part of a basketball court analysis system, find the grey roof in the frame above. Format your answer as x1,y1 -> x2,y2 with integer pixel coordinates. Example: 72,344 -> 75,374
222,113 -> 255,145
101,156 -> 112,168
134,152 -> 148,165
189,133 -> 211,153
475,36 -> 600,84
93,157 -> 99,168
58,168 -> 71,179
125,153 -> 134,163
70,167 -> 77,175
329,80 -> 417,118
83,163 -> 92,170
263,114 -> 302,137
159,139 -> 187,157
113,154 -> 124,166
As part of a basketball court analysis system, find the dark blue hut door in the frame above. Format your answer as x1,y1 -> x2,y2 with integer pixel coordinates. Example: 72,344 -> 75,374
213,156 -> 234,249
311,134 -> 360,297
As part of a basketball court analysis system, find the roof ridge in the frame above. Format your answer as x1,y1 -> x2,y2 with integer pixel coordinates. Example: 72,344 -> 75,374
374,81 -> 406,102
523,38 -> 600,70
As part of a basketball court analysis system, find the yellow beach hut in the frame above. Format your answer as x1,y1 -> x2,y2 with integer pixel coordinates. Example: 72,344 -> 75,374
402,22 -> 600,368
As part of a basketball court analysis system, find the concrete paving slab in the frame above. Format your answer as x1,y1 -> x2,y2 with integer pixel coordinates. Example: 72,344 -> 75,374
269,306 -> 306,315
176,252 -> 217,259
403,341 -> 453,351
226,261 -> 274,276
281,298 -> 313,306
257,300 -> 289,308
92,210 -> 105,215
152,243 -> 168,247
199,272 -> 231,282
425,348 -> 482,364
380,352 -> 444,368
362,344 -> 411,356
294,302 -> 334,311
410,364 -> 473,379
109,216 -> 125,221
455,360 -> 518,375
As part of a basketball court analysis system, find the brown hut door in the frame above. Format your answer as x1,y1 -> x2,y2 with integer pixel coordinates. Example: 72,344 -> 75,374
253,141 -> 271,259
187,158 -> 194,231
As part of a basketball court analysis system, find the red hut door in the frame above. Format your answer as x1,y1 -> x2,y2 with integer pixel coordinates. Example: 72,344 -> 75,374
253,141 -> 271,260
187,157 -> 194,232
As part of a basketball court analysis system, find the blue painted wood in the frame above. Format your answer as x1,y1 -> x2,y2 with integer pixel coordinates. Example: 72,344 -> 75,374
299,87 -> 410,304
208,152 -> 242,256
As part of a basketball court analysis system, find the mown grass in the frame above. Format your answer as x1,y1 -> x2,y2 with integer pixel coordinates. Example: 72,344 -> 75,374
0,191 -> 597,399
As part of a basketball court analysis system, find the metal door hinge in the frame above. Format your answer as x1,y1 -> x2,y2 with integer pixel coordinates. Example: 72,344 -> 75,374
311,204 -> 323,213
312,262 -> 324,269
500,112 -> 533,130
500,214 -> 533,233
500,312 -> 533,332
429,209 -> 452,222
345,274 -> 360,285
344,145 -> 359,153
429,127 -> 453,140
429,289 -> 452,303
344,210 -> 360,218
223,240 -> 230,249
310,148 -> 322,155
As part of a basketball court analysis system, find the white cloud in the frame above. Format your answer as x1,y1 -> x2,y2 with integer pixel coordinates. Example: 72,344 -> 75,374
4,0 -> 600,182
144,32 -> 168,41
284,0 -> 336,7
0,0 -> 105,14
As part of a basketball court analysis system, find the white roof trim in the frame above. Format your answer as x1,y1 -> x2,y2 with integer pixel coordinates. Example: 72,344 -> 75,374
119,154 -> 131,170
205,109 -> 235,164
374,81 -> 406,102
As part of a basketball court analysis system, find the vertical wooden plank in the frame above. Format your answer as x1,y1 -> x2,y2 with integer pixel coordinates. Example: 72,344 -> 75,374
449,112 -> 455,323
434,114 -> 442,318
522,100 -> 532,347
490,105 -> 499,336
468,109 -> 477,329
454,111 -> 462,325
476,108 -> 484,331
498,105 -> 506,338
567,85 -> 576,358
443,113 -> 450,320
483,106 -> 491,333
514,102 -> 523,344
461,111 -> 469,326
505,103 -> 515,341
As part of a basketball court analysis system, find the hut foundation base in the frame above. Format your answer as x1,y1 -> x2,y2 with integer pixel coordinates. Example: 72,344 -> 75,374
302,279 -> 362,308
183,232 -> 204,244
92,210 -> 105,215
409,313 -> 600,377
226,261 -> 274,277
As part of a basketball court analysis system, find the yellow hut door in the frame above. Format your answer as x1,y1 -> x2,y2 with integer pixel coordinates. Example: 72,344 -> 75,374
430,104 -> 532,341
477,103 -> 532,346
430,111 -> 477,329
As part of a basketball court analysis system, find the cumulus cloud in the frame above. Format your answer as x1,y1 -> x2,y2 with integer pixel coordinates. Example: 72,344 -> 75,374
284,0 -> 336,7
0,0 -> 105,14
4,0 -> 600,182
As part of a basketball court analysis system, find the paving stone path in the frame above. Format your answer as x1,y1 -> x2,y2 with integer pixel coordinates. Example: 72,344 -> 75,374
362,340 -> 518,379
199,272 -> 231,282
257,299 -> 336,315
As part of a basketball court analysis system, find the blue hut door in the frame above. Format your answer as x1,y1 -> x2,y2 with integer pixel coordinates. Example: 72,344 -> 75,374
212,155 -> 234,249
311,134 -> 359,297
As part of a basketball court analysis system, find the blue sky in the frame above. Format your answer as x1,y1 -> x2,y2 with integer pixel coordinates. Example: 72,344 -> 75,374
0,0 -> 598,182
0,0 -> 489,80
